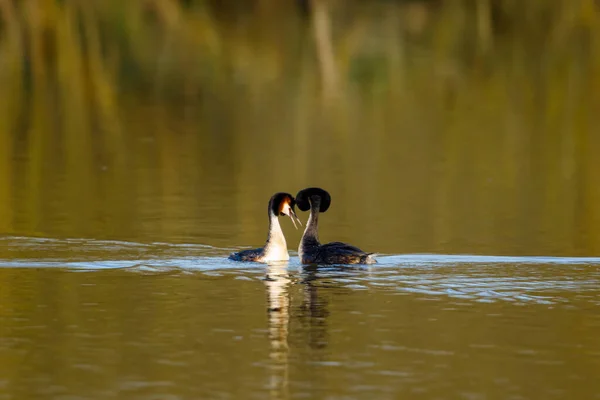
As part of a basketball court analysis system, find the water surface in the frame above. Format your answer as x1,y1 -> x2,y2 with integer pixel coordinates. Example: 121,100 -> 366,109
1,238 -> 599,399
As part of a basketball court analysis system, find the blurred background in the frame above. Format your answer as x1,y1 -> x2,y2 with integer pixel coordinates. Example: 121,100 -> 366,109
1,0 -> 600,257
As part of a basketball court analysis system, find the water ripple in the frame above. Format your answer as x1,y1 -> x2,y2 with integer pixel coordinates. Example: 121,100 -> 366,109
1,236 -> 599,306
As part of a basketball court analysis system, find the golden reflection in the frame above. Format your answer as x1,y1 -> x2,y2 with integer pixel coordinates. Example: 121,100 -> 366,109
1,1 -> 600,256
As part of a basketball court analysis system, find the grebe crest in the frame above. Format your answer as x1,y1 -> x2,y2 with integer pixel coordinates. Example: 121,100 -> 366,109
229,192 -> 302,263
296,187 -> 376,265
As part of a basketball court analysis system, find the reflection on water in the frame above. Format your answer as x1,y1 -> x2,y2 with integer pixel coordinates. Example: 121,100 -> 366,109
298,265 -> 332,352
265,262 -> 291,399
1,2 -> 600,257
0,237 -> 600,398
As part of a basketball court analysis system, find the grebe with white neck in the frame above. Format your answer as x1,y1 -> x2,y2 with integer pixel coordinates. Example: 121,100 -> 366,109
296,187 -> 376,265
229,192 -> 301,263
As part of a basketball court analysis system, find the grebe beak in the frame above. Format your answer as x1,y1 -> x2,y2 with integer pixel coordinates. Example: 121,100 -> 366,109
288,208 -> 302,229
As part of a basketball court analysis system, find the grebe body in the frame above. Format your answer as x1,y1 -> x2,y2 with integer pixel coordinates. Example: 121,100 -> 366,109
229,192 -> 301,263
296,187 -> 376,265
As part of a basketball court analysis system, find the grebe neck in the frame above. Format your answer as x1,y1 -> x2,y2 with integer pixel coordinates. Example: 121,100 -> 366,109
300,197 -> 321,252
263,210 -> 289,261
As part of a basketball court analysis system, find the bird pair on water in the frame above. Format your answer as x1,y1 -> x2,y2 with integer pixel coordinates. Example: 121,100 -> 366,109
229,187 -> 376,265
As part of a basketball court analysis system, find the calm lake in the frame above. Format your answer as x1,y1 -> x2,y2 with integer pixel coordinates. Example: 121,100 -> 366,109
1,1 -> 600,399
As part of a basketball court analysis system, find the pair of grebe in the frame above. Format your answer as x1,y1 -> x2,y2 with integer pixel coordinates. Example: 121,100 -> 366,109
229,188 -> 376,265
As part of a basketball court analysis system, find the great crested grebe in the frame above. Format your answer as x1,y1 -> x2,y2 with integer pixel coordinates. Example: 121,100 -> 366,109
229,192 -> 302,263
296,187 -> 376,265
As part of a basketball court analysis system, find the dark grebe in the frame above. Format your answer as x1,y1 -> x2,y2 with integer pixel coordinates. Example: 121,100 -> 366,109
229,192 -> 302,263
296,187 -> 376,265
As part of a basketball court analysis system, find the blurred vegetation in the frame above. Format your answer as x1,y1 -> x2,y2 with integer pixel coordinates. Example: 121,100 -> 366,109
1,0 -> 600,255
1,0 -> 599,123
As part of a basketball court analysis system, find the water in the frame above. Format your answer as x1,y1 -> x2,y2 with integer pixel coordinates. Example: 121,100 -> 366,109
1,238 -> 599,399
2,1 -> 600,399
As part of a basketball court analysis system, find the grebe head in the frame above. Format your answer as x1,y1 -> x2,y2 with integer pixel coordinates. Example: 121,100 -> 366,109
295,187 -> 331,212
269,192 -> 302,229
